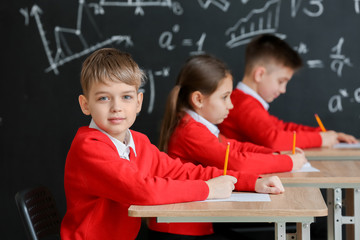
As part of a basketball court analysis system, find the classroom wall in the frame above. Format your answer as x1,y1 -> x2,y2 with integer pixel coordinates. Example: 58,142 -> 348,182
1,1 -> 359,239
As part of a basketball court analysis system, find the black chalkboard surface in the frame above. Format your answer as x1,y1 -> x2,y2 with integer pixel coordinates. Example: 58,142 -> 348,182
1,1 -> 359,238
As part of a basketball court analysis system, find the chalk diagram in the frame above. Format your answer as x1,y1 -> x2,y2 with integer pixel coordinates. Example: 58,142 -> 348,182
225,0 -> 286,49
23,0 -> 182,75
21,0 -> 182,114
88,0 -> 183,16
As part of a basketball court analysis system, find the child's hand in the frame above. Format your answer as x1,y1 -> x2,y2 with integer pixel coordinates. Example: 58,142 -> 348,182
205,175 -> 237,199
336,132 -> 358,144
288,150 -> 307,171
255,176 -> 284,194
320,130 -> 339,147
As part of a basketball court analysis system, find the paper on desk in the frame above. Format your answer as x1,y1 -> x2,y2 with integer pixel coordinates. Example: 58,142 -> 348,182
202,193 -> 270,202
333,142 -> 360,149
291,162 -> 320,173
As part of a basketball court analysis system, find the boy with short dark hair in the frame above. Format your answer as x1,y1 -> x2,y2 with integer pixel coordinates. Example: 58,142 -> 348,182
219,34 -> 357,151
60,48 -> 285,240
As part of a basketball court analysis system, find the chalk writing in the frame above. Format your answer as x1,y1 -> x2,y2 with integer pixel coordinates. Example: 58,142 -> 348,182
330,37 -> 353,77
140,68 -> 170,114
328,87 -> 360,113
355,0 -> 360,14
159,25 -> 206,54
198,0 -> 230,12
19,8 -> 30,25
291,0 -> 324,18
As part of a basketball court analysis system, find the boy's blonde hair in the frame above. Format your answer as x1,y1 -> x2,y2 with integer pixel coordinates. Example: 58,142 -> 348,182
80,48 -> 145,96
244,34 -> 303,75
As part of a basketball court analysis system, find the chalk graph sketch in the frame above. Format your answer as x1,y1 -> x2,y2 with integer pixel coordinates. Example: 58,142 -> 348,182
225,0 -> 286,48
88,0 -> 183,16
29,1 -> 132,75
22,0 -> 184,75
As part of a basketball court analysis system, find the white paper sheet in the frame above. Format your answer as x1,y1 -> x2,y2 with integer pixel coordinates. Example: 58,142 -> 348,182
291,162 -> 320,173
333,142 -> 360,149
202,192 -> 270,202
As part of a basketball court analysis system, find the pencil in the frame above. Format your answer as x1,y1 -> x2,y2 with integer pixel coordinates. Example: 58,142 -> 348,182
314,113 -> 326,132
292,131 -> 296,154
223,142 -> 230,175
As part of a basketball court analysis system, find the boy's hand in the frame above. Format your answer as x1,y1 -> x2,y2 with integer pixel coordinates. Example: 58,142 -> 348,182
320,130 -> 339,147
336,132 -> 358,144
255,176 -> 284,194
288,149 -> 307,171
205,175 -> 237,199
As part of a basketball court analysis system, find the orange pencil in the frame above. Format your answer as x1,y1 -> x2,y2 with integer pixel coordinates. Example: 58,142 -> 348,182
292,131 -> 296,154
223,142 -> 230,175
314,113 -> 326,132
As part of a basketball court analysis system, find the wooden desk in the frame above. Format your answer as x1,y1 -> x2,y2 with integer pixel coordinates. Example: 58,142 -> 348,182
262,160 -> 360,240
304,147 -> 360,160
129,187 -> 327,240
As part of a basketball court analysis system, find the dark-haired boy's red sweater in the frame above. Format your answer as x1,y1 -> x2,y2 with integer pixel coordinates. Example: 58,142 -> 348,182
148,113 -> 292,236
219,89 -> 322,151
61,127 -> 259,240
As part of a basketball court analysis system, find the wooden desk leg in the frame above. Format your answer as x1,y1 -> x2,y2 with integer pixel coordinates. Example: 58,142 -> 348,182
345,189 -> 354,240
327,188 -> 335,240
354,188 -> 360,240
275,222 -> 286,240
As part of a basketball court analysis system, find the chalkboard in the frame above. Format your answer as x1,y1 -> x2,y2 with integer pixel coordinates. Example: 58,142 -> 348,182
2,1 -> 360,238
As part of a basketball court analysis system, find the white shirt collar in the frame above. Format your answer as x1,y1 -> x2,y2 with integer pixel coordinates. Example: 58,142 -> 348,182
237,82 -> 269,110
89,119 -> 137,160
185,109 -> 220,137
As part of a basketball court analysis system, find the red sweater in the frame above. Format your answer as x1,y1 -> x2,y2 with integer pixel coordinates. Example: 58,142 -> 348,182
148,113 -> 292,236
219,89 -> 322,151
61,127 -> 259,240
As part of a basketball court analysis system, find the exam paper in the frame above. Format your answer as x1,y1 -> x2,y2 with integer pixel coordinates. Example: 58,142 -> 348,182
202,193 -> 270,202
333,142 -> 360,149
292,162 -> 320,173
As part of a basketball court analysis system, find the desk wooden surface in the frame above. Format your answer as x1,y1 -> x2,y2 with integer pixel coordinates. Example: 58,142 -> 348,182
262,160 -> 360,185
303,147 -> 360,160
128,187 -> 327,218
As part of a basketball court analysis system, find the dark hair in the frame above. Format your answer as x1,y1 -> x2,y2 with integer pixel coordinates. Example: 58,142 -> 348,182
80,48 -> 145,96
244,34 -> 303,75
158,54 -> 231,152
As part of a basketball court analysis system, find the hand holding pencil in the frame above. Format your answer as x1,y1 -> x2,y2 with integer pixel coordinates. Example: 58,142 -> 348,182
315,113 -> 358,147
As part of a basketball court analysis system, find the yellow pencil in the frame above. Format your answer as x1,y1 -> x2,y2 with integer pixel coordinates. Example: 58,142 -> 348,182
314,113 -> 326,132
223,142 -> 230,175
292,131 -> 296,154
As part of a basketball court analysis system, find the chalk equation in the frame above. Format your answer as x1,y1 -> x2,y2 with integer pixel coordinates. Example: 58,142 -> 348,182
159,24 -> 206,55
141,68 -> 170,114
328,87 -> 360,114
291,0 -> 324,18
295,37 -> 353,77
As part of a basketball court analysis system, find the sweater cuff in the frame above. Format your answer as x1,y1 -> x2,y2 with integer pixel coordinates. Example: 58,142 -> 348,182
233,173 -> 259,192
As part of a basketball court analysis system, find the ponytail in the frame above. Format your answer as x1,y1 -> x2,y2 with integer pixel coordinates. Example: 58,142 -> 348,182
158,54 -> 231,152
158,85 -> 181,152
